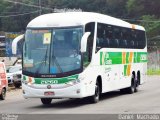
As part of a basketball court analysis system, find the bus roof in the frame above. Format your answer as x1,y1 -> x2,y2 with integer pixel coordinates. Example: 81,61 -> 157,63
27,12 -> 145,31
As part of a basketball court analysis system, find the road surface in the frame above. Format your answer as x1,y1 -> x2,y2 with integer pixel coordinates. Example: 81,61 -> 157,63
0,76 -> 160,114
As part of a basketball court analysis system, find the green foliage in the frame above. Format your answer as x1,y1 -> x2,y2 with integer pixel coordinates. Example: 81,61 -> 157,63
140,15 -> 160,38
147,69 -> 160,75
0,0 -> 160,37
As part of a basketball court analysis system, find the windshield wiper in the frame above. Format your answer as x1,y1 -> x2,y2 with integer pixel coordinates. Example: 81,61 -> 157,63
35,46 -> 49,74
52,54 -> 63,73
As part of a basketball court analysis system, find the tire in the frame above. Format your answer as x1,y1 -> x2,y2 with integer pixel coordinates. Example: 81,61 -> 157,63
127,75 -> 136,94
14,83 -> 21,88
90,81 -> 100,103
0,88 -> 6,100
41,98 -> 52,105
120,88 -> 127,94
135,74 -> 140,92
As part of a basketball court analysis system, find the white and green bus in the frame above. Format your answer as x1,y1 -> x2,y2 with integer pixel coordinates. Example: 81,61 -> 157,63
12,12 -> 147,105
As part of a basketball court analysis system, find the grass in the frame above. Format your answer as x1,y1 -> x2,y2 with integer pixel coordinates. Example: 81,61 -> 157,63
147,69 -> 160,75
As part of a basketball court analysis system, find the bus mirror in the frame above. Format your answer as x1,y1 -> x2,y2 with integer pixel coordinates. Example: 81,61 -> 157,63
12,34 -> 24,54
80,32 -> 91,53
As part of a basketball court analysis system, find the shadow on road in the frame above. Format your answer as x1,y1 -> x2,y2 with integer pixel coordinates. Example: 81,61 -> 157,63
28,90 -> 128,109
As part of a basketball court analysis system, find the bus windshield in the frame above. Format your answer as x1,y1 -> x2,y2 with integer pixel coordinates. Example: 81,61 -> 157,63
23,27 -> 83,76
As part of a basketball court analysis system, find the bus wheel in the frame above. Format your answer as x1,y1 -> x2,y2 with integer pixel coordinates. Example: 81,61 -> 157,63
135,73 -> 140,92
0,88 -> 6,100
41,98 -> 52,105
127,75 -> 136,94
90,81 -> 100,103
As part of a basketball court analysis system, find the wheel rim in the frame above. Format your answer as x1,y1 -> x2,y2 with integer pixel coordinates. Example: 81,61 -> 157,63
132,78 -> 137,92
2,89 -> 6,98
95,84 -> 99,99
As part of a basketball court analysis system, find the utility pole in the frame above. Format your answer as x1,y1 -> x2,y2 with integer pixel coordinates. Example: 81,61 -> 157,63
39,0 -> 42,15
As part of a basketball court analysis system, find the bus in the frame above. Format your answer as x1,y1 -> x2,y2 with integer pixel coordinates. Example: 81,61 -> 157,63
12,12 -> 147,105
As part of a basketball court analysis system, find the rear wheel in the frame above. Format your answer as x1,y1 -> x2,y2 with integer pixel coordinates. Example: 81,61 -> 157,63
127,75 -> 136,94
0,88 -> 6,100
135,73 -> 140,92
41,98 -> 52,105
90,81 -> 100,103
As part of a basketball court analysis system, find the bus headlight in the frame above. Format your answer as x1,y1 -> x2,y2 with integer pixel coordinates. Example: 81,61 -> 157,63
66,79 -> 80,86
22,80 -> 28,85
22,80 -> 33,86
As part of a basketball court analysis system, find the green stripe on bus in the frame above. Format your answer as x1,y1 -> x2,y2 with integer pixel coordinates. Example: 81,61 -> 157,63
100,52 -> 147,65
124,65 -> 127,76
23,74 -> 79,84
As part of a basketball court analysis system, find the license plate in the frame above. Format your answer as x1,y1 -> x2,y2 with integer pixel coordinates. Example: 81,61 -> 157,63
44,91 -> 55,96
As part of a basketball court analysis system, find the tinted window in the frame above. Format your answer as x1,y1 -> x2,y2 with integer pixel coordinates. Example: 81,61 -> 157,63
84,22 -> 95,67
96,23 -> 146,51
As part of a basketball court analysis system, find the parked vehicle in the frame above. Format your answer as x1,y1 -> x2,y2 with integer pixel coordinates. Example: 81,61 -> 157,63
13,73 -> 22,88
0,62 -> 7,100
6,65 -> 22,85
13,59 -> 22,66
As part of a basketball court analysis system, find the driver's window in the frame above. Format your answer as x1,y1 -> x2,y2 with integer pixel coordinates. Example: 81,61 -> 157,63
83,22 -> 95,68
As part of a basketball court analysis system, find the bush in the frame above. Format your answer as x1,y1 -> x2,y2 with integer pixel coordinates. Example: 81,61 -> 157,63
147,69 -> 160,75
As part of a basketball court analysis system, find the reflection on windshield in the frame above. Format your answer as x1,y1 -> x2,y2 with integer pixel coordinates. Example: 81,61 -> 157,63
7,66 -> 22,73
23,30 -> 51,74
23,27 -> 82,75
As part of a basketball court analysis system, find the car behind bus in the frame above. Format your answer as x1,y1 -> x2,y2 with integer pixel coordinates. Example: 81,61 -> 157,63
0,62 -> 7,100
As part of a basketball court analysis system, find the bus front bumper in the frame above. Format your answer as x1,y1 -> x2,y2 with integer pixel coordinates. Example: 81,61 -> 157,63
22,83 -> 85,99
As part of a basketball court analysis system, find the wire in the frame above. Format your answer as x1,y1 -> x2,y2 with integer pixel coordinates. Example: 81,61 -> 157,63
0,10 -> 40,18
4,0 -> 54,11
122,18 -> 160,23
2,0 -> 160,22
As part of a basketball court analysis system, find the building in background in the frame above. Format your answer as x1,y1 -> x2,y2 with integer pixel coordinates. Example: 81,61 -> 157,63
0,36 -> 6,57
5,32 -> 23,57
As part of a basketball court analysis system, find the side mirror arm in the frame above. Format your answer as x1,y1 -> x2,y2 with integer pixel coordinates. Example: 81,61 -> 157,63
12,34 -> 24,54
80,32 -> 91,53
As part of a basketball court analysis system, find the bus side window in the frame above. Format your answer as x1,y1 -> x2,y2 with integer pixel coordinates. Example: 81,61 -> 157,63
120,28 -> 130,48
106,26 -> 113,48
96,23 -> 114,52
137,31 -> 146,49
129,30 -> 136,49
96,23 -> 104,52
113,27 -> 121,48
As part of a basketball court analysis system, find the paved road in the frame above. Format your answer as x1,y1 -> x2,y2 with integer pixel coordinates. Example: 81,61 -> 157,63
0,76 -> 160,114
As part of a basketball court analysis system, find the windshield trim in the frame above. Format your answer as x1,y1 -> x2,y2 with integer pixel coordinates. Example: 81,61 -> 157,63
23,26 -> 84,78
23,68 -> 82,78
27,26 -> 83,30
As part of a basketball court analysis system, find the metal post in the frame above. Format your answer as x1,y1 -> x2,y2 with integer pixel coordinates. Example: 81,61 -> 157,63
39,0 -> 42,15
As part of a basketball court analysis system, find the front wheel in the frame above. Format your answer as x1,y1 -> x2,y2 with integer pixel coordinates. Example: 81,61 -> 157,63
90,81 -> 100,103
0,88 -> 6,100
41,98 -> 52,105
14,83 -> 21,88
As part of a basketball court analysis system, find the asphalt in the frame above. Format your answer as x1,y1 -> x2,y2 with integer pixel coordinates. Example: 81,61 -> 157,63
0,76 -> 160,114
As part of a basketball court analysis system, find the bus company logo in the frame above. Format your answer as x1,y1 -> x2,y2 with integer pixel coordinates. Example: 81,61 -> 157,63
100,52 -> 112,65
41,80 -> 58,84
140,54 -> 147,61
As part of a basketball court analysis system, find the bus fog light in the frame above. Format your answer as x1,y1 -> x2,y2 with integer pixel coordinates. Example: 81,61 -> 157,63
76,89 -> 80,94
22,80 -> 28,85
